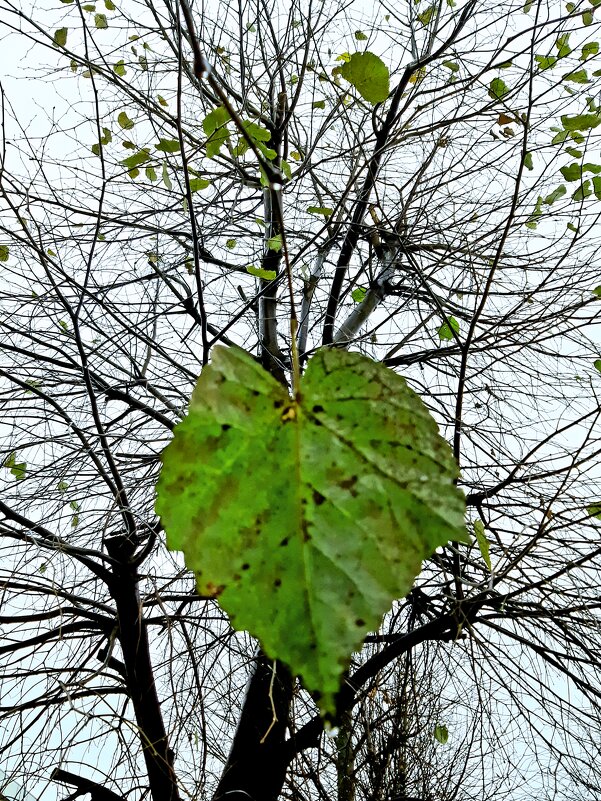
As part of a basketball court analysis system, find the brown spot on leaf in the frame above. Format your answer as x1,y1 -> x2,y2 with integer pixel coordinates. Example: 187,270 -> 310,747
312,489 -> 326,506
355,618 -> 365,627
281,405 -> 297,423
274,578 -> 282,587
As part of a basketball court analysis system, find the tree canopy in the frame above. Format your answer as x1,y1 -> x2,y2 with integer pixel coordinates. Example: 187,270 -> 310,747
1,0 -> 601,800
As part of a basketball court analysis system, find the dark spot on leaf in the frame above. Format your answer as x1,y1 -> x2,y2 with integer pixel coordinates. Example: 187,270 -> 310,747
233,573 -> 241,581
274,399 -> 284,408
312,490 -> 326,506
340,475 -> 358,490
312,404 -> 324,413
303,531 -> 312,542
280,537 -> 289,547
274,578 -> 282,587
221,423 -> 231,431
310,642 -> 317,650
242,563 -> 250,570
251,389 -> 260,396
355,618 -> 365,627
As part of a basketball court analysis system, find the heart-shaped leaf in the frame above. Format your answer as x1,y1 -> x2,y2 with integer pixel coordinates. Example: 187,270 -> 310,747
156,347 -> 467,716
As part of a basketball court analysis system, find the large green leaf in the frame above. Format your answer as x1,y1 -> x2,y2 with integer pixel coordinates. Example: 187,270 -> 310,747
333,51 -> 390,104
156,347 -> 467,716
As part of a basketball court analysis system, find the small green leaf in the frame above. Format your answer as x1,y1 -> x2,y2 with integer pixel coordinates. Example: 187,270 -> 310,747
565,147 -> 583,157
488,77 -> 510,100
120,149 -> 151,170
592,286 -> 601,297
267,234 -> 283,252
544,185 -> 567,204
567,222 -> 579,232
583,9 -> 594,25
157,95 -> 168,107
189,178 -> 211,192
312,100 -> 326,109
351,287 -> 367,303
594,358 -> 601,372
307,206 -> 333,216
290,151 -> 302,161
117,111 -> 134,130
281,160 -> 292,180
581,41 -> 599,60
556,33 -> 571,58
113,60 -> 126,77
535,55 -> 557,70
593,176 -> 601,200
551,129 -> 569,145
561,112 -> 601,131
4,452 -> 26,481
95,13 -> 108,28
572,180 -> 592,201
524,152 -> 533,170
162,162 -> 172,190
333,51 -> 390,104
105,0 -> 116,8
203,106 -> 231,158
523,0 -> 533,11
145,166 -> 157,181
247,265 -> 277,280
243,121 -> 271,143
563,69 -> 589,84
57,480 -> 69,494
473,519 -> 491,570
434,724 -> 449,744
53,28 -> 68,48
418,5 -> 435,25
0,245 -> 10,262
588,502 -> 601,517
226,239 -> 237,249
442,60 -> 460,72
91,143 -> 101,156
254,141 -> 277,161
561,163 -> 581,182
24,378 -> 42,394
155,138 -> 181,153
438,316 -> 460,341
354,30 -> 368,40
156,347 -> 467,716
